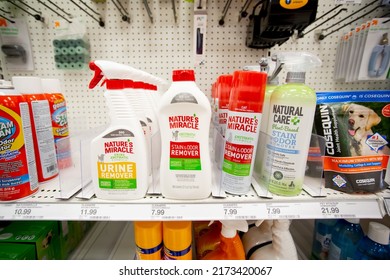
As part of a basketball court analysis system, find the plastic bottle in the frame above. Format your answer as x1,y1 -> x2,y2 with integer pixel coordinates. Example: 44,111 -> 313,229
220,70 -> 267,195
0,82 -> 38,201
354,222 -> 390,260
12,76 -> 59,183
253,81 -> 278,179
158,69 -> 212,200
201,220 -> 248,260
241,220 -> 273,260
249,219 -> 298,260
328,219 -> 364,260
137,82 -> 161,189
123,80 -> 153,188
134,221 -> 163,260
41,78 -> 72,170
262,52 -> 322,196
310,219 -> 337,260
216,74 -> 233,138
163,221 -> 192,260
88,61 -> 149,200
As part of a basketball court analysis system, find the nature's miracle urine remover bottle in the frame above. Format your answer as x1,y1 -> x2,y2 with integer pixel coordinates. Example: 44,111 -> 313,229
158,70 -> 212,200
220,70 -> 267,195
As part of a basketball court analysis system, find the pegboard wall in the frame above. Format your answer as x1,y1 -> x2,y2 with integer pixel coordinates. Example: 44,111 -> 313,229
0,0 -> 389,132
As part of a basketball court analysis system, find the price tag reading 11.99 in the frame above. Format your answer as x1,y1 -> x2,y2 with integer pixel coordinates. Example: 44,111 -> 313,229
80,204 -> 99,219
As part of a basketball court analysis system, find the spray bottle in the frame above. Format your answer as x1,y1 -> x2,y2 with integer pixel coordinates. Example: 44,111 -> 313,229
122,80 -> 153,188
88,61 -> 149,200
201,220 -> 248,260
249,219 -> 298,260
262,52 -> 322,196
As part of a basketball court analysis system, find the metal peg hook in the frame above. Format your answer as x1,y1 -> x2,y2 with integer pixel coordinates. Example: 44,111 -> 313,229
69,0 -> 105,27
112,0 -> 130,23
38,0 -> 72,23
7,0 -> 44,22
0,14 -> 15,24
319,4 -> 383,41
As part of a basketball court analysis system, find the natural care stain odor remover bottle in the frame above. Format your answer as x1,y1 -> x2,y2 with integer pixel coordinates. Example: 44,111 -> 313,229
262,52 -> 322,196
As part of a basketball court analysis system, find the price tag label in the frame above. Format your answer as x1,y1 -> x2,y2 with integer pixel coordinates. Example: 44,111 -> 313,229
319,201 -> 382,219
266,202 -> 319,219
151,204 -> 169,218
319,202 -> 341,217
222,203 -> 264,220
11,203 -> 49,220
79,204 -> 110,220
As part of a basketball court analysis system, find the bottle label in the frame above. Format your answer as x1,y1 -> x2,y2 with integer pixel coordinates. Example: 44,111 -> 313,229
264,100 -> 315,195
31,100 -> 58,179
0,102 -> 38,200
136,242 -> 163,260
168,114 -> 201,171
97,131 -> 137,190
217,108 -> 228,137
164,244 -> 192,260
49,95 -> 69,140
221,111 -> 261,194
170,141 -> 201,170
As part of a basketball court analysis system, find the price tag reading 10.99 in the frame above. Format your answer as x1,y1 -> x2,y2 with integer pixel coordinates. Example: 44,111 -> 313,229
14,208 -> 32,216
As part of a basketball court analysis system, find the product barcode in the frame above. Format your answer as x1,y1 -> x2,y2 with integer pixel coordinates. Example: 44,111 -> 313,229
46,164 -> 56,172
175,174 -> 196,178
236,216 -> 257,220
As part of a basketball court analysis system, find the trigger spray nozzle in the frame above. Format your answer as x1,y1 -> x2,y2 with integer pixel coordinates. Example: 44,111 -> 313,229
89,61 -> 104,89
209,220 -> 248,239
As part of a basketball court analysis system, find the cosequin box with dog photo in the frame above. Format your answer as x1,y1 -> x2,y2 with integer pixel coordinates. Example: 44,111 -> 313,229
313,91 -> 390,194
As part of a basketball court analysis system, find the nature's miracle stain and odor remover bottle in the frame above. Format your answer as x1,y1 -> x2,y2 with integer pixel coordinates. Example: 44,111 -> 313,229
220,70 -> 267,195
263,52 -> 322,196
158,70 -> 212,200
88,61 -> 149,200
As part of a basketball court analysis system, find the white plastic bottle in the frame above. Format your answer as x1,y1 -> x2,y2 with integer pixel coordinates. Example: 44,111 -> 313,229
241,220 -> 273,260
250,219 -> 298,260
88,61 -> 149,200
262,52 -> 322,196
123,80 -> 153,188
158,69 -> 211,199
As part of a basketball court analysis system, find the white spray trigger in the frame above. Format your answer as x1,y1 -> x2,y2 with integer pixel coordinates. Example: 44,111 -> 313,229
273,51 -> 322,72
220,220 -> 248,238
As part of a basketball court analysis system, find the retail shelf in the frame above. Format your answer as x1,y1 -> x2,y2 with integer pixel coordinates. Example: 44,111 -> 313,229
0,177 -> 388,221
